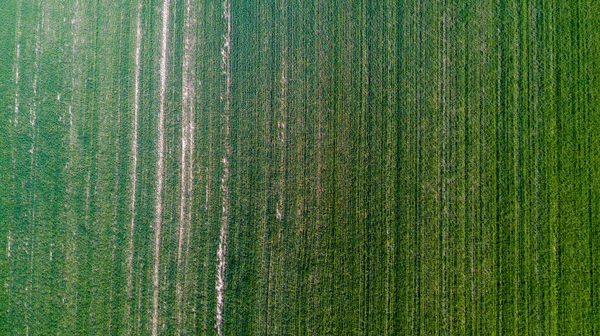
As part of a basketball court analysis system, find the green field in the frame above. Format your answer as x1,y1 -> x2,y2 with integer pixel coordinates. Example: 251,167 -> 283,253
1,0 -> 599,335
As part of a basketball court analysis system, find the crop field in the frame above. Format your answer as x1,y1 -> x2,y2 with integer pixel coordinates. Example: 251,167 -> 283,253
0,0 -> 599,335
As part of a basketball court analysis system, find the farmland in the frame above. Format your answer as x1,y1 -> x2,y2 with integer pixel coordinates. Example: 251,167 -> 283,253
0,0 -> 599,335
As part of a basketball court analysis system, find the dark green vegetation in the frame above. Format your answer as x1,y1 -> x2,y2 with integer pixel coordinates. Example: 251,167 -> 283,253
1,0 -> 599,335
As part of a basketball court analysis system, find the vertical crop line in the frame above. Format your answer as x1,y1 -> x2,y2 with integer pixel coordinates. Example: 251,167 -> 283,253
358,1 -> 368,333
108,5 -> 130,332
216,0 -> 232,334
7,0 -> 22,310
152,0 -> 170,334
586,1 -> 599,331
439,3 -> 449,333
553,0 -> 563,331
25,6 -> 44,335
384,1 -> 398,334
176,0 -> 196,332
125,1 -> 142,334
495,0 -> 503,332
12,0 -> 22,127
276,0 -> 287,229
415,0 -> 423,333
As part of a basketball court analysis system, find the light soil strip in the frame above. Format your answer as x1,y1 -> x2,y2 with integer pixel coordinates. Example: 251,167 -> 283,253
152,0 -> 170,335
63,0 -> 82,331
125,1 -> 142,333
216,0 -> 232,334
26,8 -> 44,335
8,0 -> 22,269
176,0 -> 196,331
13,1 -> 21,126
276,6 -> 287,225
6,1 -> 23,329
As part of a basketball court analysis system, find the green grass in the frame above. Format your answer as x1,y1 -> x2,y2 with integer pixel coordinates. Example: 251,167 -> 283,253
1,0 -> 599,335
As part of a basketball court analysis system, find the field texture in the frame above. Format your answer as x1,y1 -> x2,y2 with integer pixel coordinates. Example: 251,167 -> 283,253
1,0 -> 599,335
